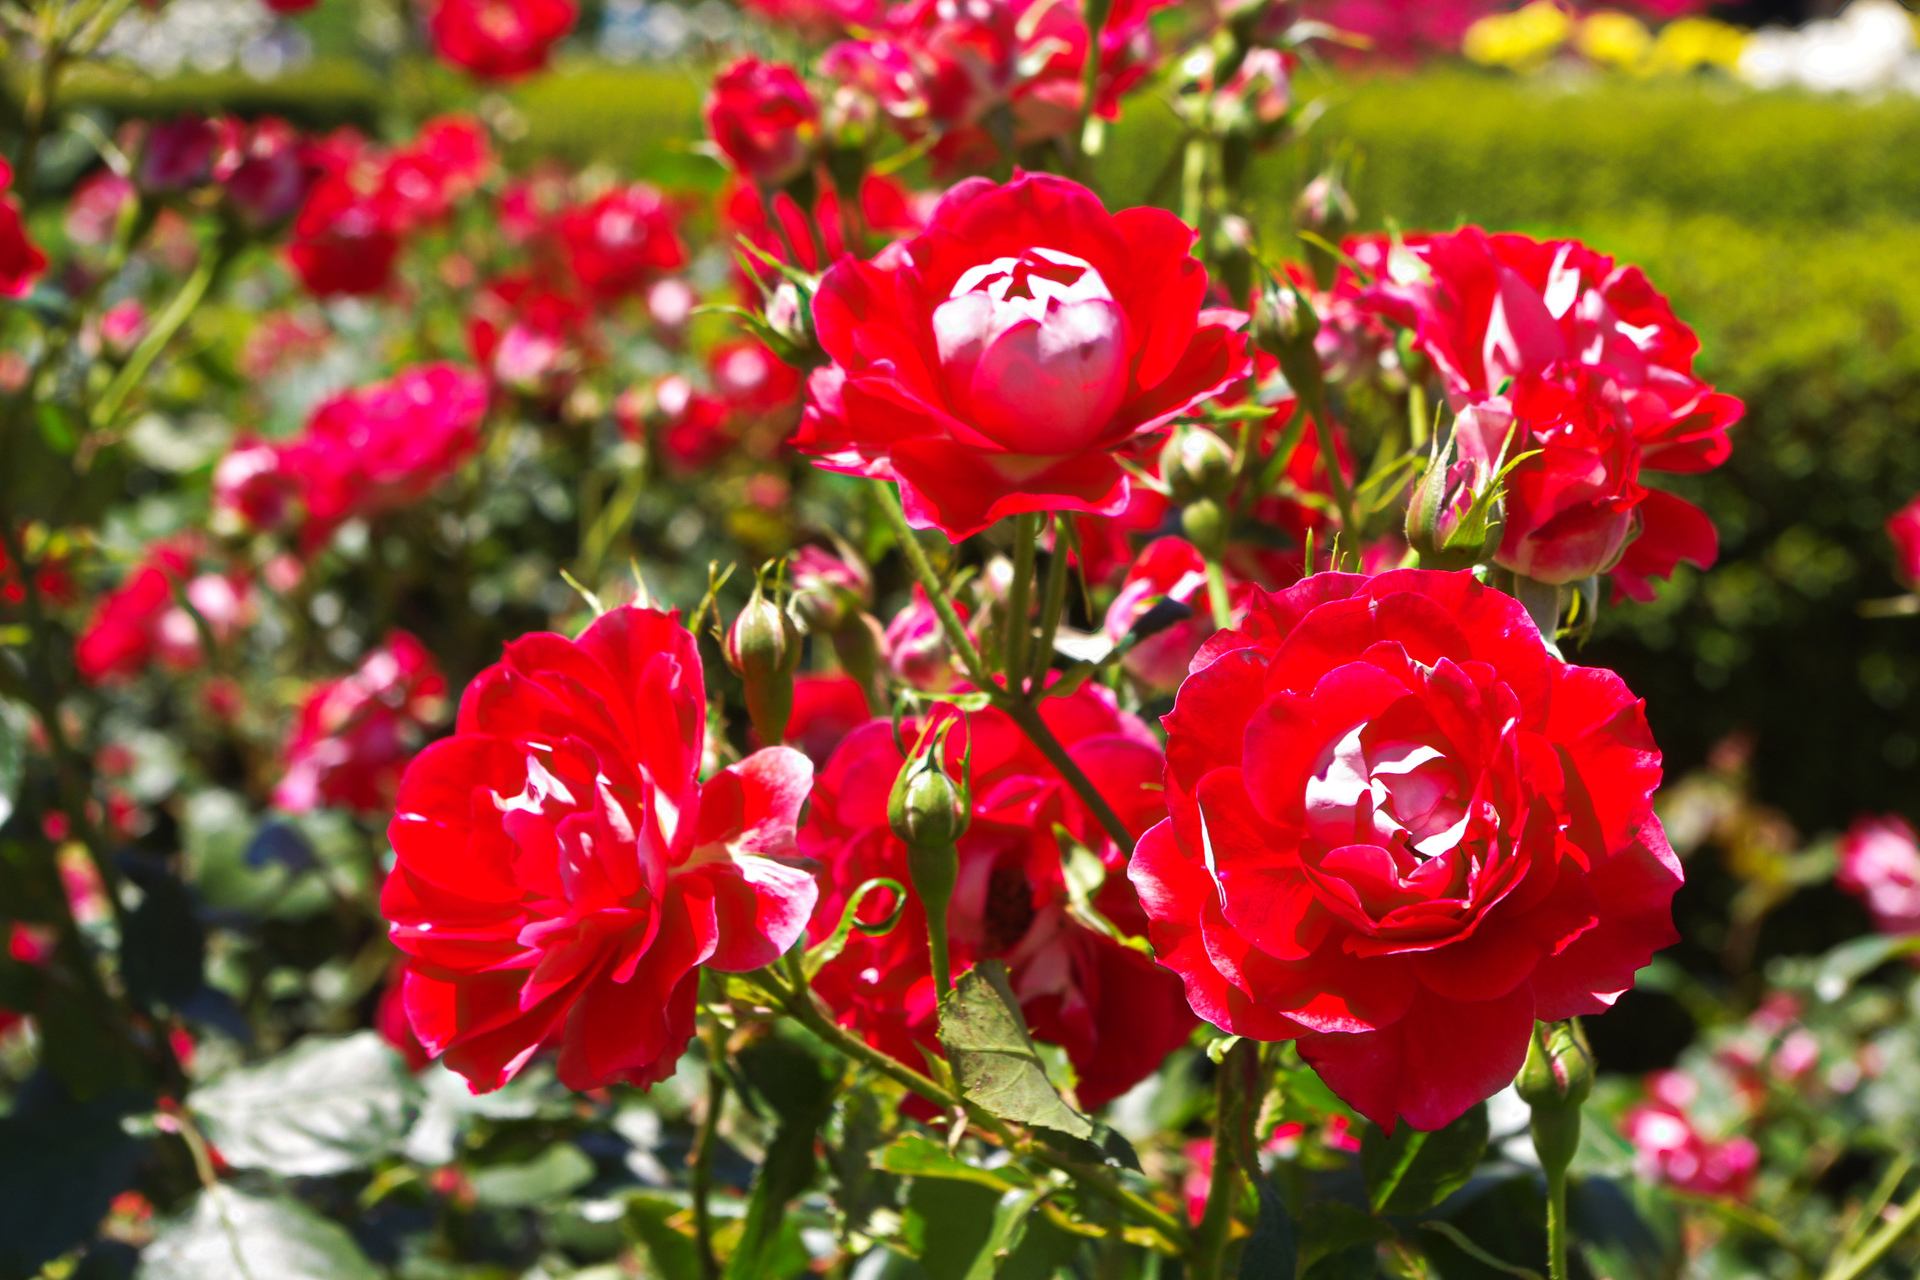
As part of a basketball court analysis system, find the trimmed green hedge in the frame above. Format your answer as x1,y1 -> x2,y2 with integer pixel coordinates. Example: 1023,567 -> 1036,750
21,60 -> 1920,831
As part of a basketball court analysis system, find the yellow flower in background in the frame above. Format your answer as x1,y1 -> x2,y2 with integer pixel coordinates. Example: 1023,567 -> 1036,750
1463,0 -> 1574,68
1645,15 -> 1749,72
1575,9 -> 1654,71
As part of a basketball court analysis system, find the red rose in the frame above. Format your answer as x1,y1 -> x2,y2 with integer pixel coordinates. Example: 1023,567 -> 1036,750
274,630 -> 447,817
804,686 -> 1195,1108
375,963 -> 433,1072
428,0 -> 577,80
286,147 -> 400,297
1623,1079 -> 1759,1199
882,585 -> 967,691
380,115 -> 493,232
557,184 -> 687,305
76,540 -> 254,685
137,116 -> 220,193
780,673 -> 871,766
706,58 -> 819,190
1357,227 -> 1739,597
213,116 -> 312,229
65,171 -> 134,248
798,173 -> 1249,539
723,174 -> 925,281
1128,569 -> 1682,1131
0,159 -> 47,300
710,338 -> 803,417
382,606 -> 819,1092
1887,494 -> 1920,589
1836,814 -> 1920,937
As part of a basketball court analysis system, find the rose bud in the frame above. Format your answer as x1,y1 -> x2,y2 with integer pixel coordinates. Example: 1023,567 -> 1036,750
1404,422 -> 1512,571
706,57 -> 821,191
1518,1019 -> 1595,1190
884,585 -> 965,692
887,714 -> 969,994
1253,272 -> 1325,409
1160,425 -> 1237,507
1295,166 -> 1356,290
725,568 -> 804,746
790,542 -> 872,634
1180,497 -> 1227,560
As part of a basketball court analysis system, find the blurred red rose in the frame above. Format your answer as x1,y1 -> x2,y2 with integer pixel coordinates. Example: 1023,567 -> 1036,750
706,58 -> 819,190
805,687 -> 1195,1109
382,606 -> 818,1091
740,0 -> 880,39
1836,814 -> 1920,937
724,173 -> 926,281
275,630 -> 447,816
428,0 -> 577,80
1356,227 -> 1739,599
557,184 -> 687,305
137,116 -> 220,193
710,338 -> 802,417
375,963 -> 433,1071
262,0 -> 320,12
381,116 -> 492,231
1887,494 -> 1920,590
1128,569 -> 1682,1131
882,585 -> 966,692
65,170 -> 135,248
76,540 -> 254,684
798,173 -> 1249,539
286,136 -> 400,297
0,532 -> 75,608
638,375 -> 736,474
0,158 -> 47,300
214,116 -> 312,229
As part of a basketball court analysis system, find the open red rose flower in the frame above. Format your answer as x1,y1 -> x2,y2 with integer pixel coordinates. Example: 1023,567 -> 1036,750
804,685 -> 1195,1108
1129,570 -> 1682,1131
382,606 -> 818,1092
1356,227 -> 1741,599
798,172 -> 1249,539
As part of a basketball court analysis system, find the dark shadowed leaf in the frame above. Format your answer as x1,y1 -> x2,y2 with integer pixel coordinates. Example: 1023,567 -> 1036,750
1297,1202 -> 1390,1280
938,962 -> 1092,1140
137,1187 -> 380,1280
189,1032 -> 419,1177
1238,1178 -> 1300,1280
0,700 -> 26,832
118,857 -> 205,1012
625,1194 -> 702,1280
1362,1103 -> 1489,1215
0,1074 -> 148,1278
726,1038 -> 837,1280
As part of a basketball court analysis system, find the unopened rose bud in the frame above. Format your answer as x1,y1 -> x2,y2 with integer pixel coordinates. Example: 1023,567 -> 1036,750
1161,426 -> 1237,507
1181,498 -> 1228,560
1519,1019 -> 1593,1179
888,716 -> 971,853
762,278 -> 824,371
1405,427 -> 1505,571
1254,274 -> 1325,408
790,542 -> 873,634
1296,167 -> 1356,290
724,568 -> 803,745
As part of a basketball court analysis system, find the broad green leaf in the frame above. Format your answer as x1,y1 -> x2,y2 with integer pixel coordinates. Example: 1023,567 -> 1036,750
726,1037 -> 836,1280
138,1187 -> 380,1280
938,961 -> 1093,1140
625,1194 -> 702,1280
190,1032 -> 419,1177
1361,1103 -> 1488,1215
962,1188 -> 1042,1280
403,1061 -> 555,1166
0,700 -> 26,832
119,862 -> 206,1012
904,1178 -> 1003,1280
874,1132 -> 1033,1192
470,1142 -> 597,1207
1810,932 -> 1920,1002
0,1077 -> 148,1278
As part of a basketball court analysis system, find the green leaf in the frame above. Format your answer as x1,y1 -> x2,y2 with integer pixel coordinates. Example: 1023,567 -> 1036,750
189,1032 -> 419,1177
1298,1202 -> 1392,1280
625,1194 -> 702,1280
469,1141 -> 597,1207
726,1037 -> 838,1280
1361,1102 -> 1488,1215
938,961 -> 1093,1140
1810,932 -> 1920,1002
0,1075 -> 148,1278
962,1188 -> 1042,1280
874,1132 -> 1033,1192
0,699 -> 26,832
137,1186 -> 381,1280
903,1178 -> 1003,1280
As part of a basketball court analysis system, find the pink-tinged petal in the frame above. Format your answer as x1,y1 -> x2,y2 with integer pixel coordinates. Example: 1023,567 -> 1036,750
698,852 -> 821,971
1529,819 -> 1681,1018
1297,983 -> 1536,1132
887,438 -> 1130,541
1109,205 -> 1204,392
1543,664 -> 1660,853
695,746 -> 815,856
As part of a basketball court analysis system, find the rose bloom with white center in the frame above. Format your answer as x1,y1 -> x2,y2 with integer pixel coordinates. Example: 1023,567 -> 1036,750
797,171 -> 1249,539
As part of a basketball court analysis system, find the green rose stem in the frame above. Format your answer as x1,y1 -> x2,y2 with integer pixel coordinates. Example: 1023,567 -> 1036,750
1823,1181 -> 1920,1280
748,956 -> 1193,1255
888,717 -> 969,1003
691,1012 -> 729,1280
1517,1020 -> 1595,1280
1030,514 -> 1073,691
1003,512 -> 1038,686
1193,1038 -> 1258,1280
871,480 -> 1135,851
